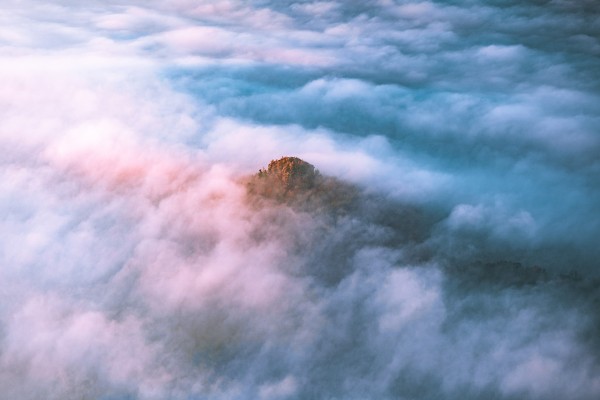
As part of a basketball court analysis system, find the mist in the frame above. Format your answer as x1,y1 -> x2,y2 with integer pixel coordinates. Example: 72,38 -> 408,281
0,1 -> 599,399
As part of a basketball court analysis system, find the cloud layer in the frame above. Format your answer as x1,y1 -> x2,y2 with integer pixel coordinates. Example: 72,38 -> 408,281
1,1 -> 599,399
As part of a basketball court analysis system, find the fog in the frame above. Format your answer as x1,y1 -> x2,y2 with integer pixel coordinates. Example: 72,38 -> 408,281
0,1 -> 599,399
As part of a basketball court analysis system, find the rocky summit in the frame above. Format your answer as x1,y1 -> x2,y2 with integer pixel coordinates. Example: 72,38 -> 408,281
258,157 -> 319,191
247,156 -> 357,213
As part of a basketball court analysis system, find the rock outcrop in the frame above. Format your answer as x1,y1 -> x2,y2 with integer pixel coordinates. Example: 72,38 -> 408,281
247,156 -> 357,213
257,156 -> 319,194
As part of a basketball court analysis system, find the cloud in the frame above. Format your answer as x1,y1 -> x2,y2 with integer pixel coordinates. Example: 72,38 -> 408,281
0,1 -> 599,399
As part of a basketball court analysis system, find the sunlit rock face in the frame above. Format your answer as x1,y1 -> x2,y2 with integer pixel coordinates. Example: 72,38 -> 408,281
262,157 -> 319,192
246,156 -> 358,214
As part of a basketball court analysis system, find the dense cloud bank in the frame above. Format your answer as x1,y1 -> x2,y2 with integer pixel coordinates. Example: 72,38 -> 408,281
1,1 -> 599,399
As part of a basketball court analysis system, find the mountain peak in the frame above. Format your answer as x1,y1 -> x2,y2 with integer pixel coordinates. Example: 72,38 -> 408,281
247,156 -> 357,213
258,156 -> 319,192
